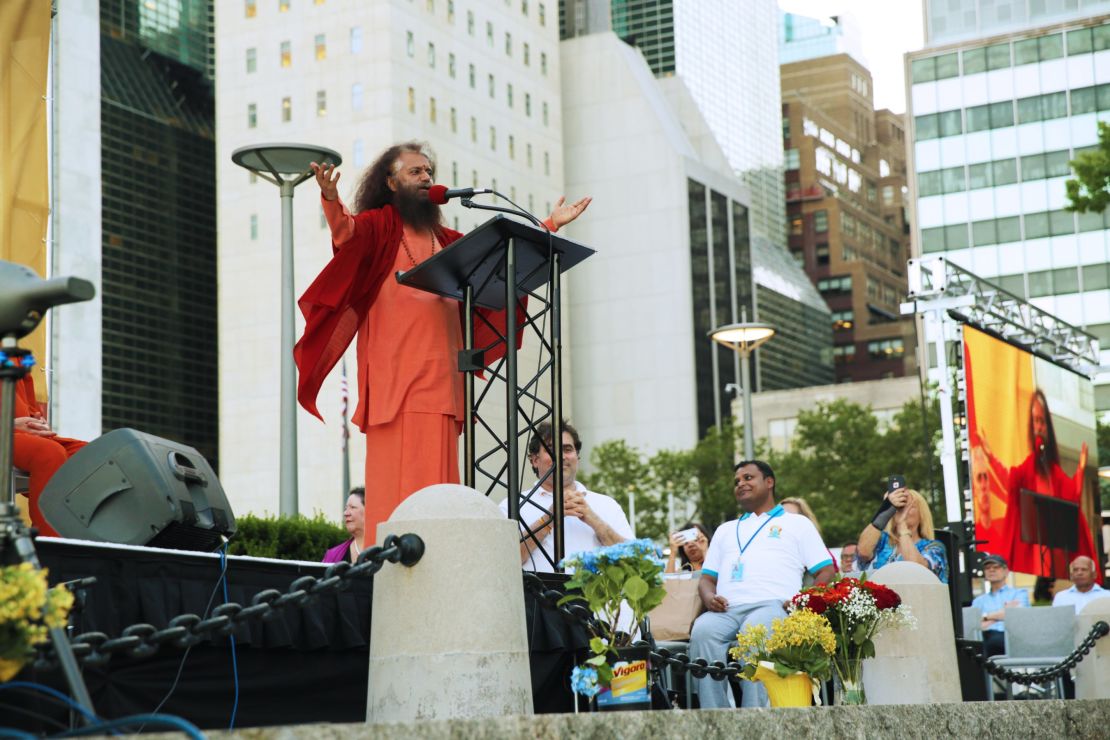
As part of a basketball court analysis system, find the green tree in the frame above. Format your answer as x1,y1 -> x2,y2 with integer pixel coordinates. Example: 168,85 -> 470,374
1066,121 -> 1110,213
1098,419 -> 1110,501
578,439 -> 659,538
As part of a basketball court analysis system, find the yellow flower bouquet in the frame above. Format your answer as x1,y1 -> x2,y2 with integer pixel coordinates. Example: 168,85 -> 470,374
0,564 -> 74,680
729,609 -> 836,706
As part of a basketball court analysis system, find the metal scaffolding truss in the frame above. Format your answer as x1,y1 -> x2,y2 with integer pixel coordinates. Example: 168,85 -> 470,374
906,255 -> 1101,376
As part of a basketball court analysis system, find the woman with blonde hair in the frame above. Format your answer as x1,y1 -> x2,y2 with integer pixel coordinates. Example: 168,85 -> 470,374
856,487 -> 948,583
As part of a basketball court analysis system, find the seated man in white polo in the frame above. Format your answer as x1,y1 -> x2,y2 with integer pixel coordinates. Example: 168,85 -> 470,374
689,460 -> 835,708
1053,556 -> 1110,614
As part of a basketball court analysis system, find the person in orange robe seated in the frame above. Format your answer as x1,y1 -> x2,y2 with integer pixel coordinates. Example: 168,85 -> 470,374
295,141 -> 591,541
12,371 -> 86,536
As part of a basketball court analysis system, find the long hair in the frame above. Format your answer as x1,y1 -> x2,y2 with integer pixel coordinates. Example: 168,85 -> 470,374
1028,389 -> 1059,470
677,522 -> 712,569
882,489 -> 935,540
780,496 -> 822,536
353,141 -> 435,213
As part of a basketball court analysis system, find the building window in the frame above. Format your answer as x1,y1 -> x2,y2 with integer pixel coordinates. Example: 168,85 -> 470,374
353,139 -> 365,167
832,345 -> 855,364
815,243 -> 829,266
784,148 -> 799,170
789,216 -> 803,235
451,161 -> 458,186
448,52 -> 456,77
489,125 -> 496,151
486,21 -> 494,46
814,210 -> 828,233
540,51 -> 547,75
526,143 -> 533,167
488,73 -> 495,98
524,93 -> 532,116
407,87 -> 415,113
406,31 -> 416,58
470,116 -> 476,142
472,169 -> 478,187
522,0 -> 529,14
831,310 -> 854,330
350,26 -> 363,54
280,40 -> 291,67
817,275 -> 851,292
250,214 -> 259,240
468,64 -> 475,88
279,0 -> 289,11
424,42 -> 434,68
539,2 -> 546,25
450,107 -> 457,132
507,83 -> 513,108
316,89 -> 327,116
246,47 -> 257,73
467,10 -> 474,34
544,151 -> 550,175
448,0 -> 455,23
429,96 -> 437,123
523,42 -> 530,66
351,83 -> 363,111
247,103 -> 257,128
867,339 -> 904,360
508,134 -> 515,159
505,31 -> 512,56
246,0 -> 257,17
426,0 -> 434,11
315,34 -> 326,60
281,96 -> 291,122
882,185 -> 894,206
542,101 -> 548,125
910,51 -> 958,83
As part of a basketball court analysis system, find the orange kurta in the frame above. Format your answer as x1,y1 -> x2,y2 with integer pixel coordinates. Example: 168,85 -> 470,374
11,373 -> 86,536
361,226 -> 464,535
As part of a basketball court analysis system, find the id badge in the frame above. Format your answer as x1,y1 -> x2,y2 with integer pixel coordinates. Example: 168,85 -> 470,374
730,559 -> 745,582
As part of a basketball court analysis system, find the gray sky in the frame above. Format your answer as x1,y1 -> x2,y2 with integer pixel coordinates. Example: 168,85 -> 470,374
779,0 -> 926,113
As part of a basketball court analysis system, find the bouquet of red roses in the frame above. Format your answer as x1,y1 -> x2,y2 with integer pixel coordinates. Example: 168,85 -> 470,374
789,576 -> 915,704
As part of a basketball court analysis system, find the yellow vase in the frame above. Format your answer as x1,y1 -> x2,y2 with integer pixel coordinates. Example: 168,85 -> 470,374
0,657 -> 26,682
753,664 -> 812,707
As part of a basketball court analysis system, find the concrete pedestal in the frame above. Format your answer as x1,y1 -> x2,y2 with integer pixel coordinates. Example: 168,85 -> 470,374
366,484 -> 533,722
865,562 -> 962,704
1075,598 -> 1110,699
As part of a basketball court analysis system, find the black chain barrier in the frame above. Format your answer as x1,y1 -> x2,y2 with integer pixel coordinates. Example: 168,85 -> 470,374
523,580 -> 1110,686
960,620 -> 1109,685
33,533 -> 426,671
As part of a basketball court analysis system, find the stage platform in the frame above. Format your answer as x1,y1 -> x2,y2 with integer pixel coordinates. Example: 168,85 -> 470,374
1,538 -> 587,731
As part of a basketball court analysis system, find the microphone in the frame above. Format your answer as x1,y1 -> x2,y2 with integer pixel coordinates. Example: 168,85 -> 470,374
427,185 -> 492,205
1035,435 -> 1046,456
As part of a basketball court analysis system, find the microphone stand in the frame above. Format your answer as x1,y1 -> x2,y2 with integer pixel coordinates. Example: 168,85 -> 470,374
459,192 -> 547,231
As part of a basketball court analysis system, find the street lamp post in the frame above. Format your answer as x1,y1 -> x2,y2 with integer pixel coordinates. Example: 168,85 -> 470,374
232,143 -> 341,518
709,317 -> 775,460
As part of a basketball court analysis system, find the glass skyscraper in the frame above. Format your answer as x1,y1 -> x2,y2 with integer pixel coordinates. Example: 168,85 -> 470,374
908,9 -> 1110,410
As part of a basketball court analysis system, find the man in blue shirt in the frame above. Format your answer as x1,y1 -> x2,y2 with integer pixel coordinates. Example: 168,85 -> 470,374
971,554 -> 1029,656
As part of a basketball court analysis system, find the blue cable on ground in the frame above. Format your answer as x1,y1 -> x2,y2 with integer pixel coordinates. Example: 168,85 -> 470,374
220,544 -> 239,730
52,714 -> 204,739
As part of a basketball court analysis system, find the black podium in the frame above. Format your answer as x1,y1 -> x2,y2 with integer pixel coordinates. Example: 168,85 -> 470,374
1019,487 -> 1080,579
397,215 -> 593,568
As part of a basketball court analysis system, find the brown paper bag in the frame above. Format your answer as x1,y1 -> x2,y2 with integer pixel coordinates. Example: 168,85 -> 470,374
648,575 -> 704,641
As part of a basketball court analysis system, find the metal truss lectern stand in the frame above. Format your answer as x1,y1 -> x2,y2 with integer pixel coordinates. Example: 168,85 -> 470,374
398,215 -> 593,570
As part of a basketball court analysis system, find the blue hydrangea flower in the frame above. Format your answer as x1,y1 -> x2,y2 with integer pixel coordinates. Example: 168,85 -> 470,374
570,664 -> 600,698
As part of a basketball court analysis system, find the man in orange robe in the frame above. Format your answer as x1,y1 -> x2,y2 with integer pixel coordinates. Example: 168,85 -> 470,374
11,370 -> 86,536
294,141 -> 590,539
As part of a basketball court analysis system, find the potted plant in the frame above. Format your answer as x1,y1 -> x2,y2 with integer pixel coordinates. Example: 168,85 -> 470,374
729,608 -> 837,707
559,538 -> 667,710
0,564 -> 74,681
790,575 -> 916,705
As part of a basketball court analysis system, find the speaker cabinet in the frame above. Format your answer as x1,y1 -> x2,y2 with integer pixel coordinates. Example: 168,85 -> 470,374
39,428 -> 236,551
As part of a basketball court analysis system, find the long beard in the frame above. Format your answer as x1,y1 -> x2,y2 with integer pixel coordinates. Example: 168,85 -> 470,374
394,186 -> 442,230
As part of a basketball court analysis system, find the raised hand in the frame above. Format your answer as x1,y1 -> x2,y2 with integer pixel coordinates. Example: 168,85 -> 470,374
311,161 -> 341,201
548,195 -> 592,229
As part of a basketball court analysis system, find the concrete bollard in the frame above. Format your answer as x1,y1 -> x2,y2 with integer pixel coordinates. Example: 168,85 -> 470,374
864,562 -> 962,704
1074,598 -> 1110,699
366,484 -> 533,723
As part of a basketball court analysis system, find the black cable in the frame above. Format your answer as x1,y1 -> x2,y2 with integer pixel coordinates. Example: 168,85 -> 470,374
0,701 -> 70,732
139,543 -> 230,729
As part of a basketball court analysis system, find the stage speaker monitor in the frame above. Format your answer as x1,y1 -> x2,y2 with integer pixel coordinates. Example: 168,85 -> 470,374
38,428 -> 236,551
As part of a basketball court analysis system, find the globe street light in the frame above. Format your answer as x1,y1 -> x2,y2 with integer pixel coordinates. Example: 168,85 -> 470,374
232,143 -> 341,517
709,319 -> 776,460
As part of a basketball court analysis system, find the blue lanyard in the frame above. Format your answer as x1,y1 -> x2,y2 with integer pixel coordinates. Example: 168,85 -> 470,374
734,506 -> 782,557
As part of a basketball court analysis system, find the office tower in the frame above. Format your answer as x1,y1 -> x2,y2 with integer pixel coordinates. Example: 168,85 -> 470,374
216,0 -> 565,514
561,32 -> 832,457
562,0 -> 787,243
51,0 -> 219,465
779,10 -> 866,66
907,8 -> 1110,410
782,54 -> 915,382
